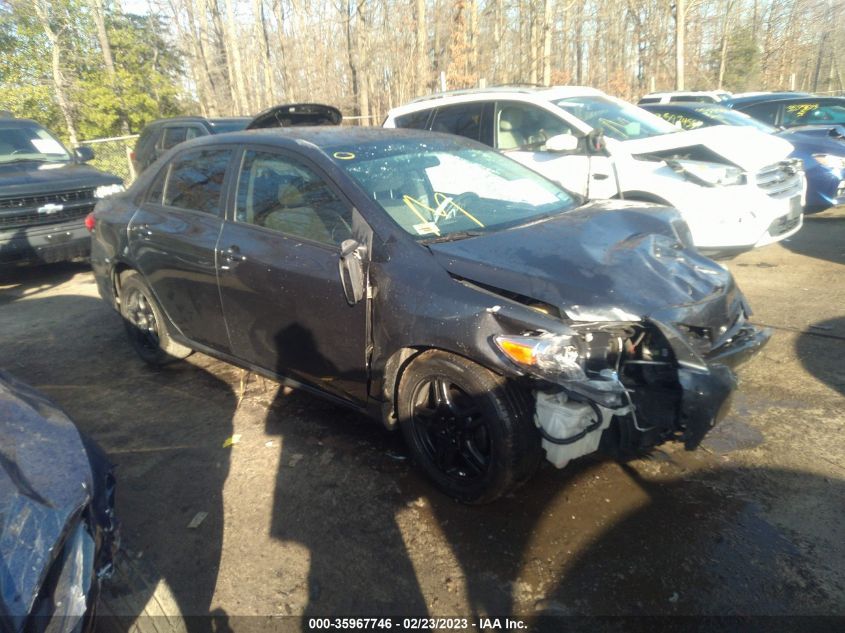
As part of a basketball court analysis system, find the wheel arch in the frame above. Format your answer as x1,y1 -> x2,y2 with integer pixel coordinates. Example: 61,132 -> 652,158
614,190 -> 675,206
378,345 -> 519,431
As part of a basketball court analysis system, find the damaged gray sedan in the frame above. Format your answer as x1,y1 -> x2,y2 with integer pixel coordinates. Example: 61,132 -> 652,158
89,128 -> 769,503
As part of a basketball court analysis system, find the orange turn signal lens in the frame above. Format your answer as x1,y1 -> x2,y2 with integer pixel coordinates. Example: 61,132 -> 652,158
496,337 -> 537,366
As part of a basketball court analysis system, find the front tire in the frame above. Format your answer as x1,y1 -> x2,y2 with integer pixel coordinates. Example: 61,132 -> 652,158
119,271 -> 191,366
397,350 -> 541,504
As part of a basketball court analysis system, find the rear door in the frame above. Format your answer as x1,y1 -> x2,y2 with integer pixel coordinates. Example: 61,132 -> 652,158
216,146 -> 370,404
128,146 -> 234,351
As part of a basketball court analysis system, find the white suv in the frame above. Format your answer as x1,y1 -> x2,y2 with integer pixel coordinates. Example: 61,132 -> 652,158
384,87 -> 805,256
638,90 -> 732,104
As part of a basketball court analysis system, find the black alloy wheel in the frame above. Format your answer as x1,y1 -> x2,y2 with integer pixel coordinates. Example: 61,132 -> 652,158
398,350 -> 542,503
410,376 -> 491,483
119,271 -> 192,366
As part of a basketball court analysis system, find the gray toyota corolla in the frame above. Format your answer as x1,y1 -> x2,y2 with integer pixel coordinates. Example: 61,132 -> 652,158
89,127 -> 769,503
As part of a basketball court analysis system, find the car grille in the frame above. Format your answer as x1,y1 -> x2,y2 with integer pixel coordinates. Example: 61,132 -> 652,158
768,213 -> 801,237
755,160 -> 803,198
0,188 -> 96,230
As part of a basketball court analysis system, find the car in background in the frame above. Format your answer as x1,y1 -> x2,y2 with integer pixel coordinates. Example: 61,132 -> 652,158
637,90 -> 732,105
132,104 -> 344,175
0,370 -> 118,632
385,87 -> 805,257
89,127 -> 770,503
642,102 -> 845,213
725,94 -> 845,130
0,113 -> 124,267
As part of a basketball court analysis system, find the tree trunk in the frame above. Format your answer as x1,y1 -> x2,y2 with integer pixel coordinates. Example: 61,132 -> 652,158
717,0 -> 733,89
542,0 -> 553,86
32,1 -> 78,146
674,0 -> 685,90
253,0 -> 275,106
224,0 -> 251,114
89,0 -> 132,135
415,0 -> 427,95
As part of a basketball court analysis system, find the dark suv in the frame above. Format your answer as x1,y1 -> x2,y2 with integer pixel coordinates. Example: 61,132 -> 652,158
0,114 -> 123,266
132,104 -> 344,175
131,116 -> 252,175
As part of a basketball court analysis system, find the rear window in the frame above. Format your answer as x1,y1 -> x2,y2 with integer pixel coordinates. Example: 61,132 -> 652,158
394,110 -> 431,130
160,127 -> 188,150
430,103 -> 485,142
163,148 -> 232,214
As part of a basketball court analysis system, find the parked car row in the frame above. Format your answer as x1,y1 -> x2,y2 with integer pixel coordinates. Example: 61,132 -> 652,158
384,86 -> 807,257
640,102 -> 845,212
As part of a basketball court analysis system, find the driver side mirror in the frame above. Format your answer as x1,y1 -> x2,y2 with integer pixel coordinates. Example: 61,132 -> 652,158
339,239 -> 367,306
74,146 -> 95,162
544,134 -> 579,153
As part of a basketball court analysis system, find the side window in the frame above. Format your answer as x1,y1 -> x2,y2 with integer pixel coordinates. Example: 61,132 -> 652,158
395,110 -> 432,130
145,165 -> 167,204
495,102 -> 575,151
235,150 -> 352,247
638,97 -> 659,104
163,148 -> 232,214
740,102 -> 780,125
783,101 -> 845,125
430,103 -> 484,141
160,126 -> 188,150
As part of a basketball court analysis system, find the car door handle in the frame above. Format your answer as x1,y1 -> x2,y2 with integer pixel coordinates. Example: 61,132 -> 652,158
219,245 -> 246,269
591,173 -> 610,180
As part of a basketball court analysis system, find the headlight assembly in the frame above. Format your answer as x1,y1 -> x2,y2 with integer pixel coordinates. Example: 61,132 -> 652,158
812,153 -> 845,171
667,159 -> 746,187
94,183 -> 125,199
494,333 -> 587,382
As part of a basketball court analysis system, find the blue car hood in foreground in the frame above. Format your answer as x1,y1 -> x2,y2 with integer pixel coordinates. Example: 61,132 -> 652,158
0,372 -> 95,631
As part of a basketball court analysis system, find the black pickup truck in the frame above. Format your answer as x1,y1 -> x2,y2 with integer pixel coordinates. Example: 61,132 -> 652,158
0,114 -> 123,266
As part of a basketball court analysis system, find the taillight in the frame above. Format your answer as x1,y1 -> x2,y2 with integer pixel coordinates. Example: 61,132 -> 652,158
85,212 -> 96,232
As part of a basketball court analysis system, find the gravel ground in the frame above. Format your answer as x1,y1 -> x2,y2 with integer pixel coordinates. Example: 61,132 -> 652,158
0,207 -> 843,630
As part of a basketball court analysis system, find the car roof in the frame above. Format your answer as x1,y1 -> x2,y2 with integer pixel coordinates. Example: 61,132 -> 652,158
177,125 -> 475,151
144,115 -> 251,128
0,117 -> 47,128
725,92 -> 816,107
389,85 -> 606,115
641,103 -> 730,113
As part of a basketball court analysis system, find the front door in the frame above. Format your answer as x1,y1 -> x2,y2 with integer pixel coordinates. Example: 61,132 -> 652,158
216,147 -> 369,404
494,100 -> 594,197
127,146 -> 234,351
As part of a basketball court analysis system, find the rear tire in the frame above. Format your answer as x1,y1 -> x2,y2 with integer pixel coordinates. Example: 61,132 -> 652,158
119,271 -> 191,366
397,350 -> 542,504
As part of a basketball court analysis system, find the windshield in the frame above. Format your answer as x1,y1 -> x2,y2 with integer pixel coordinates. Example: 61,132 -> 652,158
0,124 -> 72,163
694,106 -> 776,132
555,96 -> 678,141
330,139 -> 577,240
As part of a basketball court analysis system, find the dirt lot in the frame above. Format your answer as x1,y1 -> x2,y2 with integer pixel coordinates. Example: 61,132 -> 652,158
1,208 -> 844,629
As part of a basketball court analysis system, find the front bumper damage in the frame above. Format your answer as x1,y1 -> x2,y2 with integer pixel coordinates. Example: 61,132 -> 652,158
532,316 -> 771,468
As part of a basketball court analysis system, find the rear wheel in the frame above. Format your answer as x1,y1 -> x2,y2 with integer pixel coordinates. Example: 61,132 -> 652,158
119,271 -> 191,366
397,350 -> 541,504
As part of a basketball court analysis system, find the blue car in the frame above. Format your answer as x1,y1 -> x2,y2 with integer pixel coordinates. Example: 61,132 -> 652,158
641,103 -> 845,213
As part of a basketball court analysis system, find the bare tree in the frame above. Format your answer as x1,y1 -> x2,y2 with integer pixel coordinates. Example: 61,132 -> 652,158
29,0 -> 79,145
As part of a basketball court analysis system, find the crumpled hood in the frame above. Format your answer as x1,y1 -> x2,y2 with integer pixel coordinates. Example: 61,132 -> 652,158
0,161 -> 121,195
620,125 -> 794,171
0,372 -> 93,631
428,200 -> 737,325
